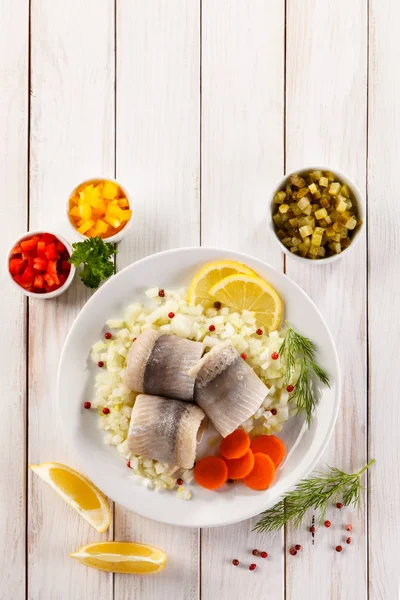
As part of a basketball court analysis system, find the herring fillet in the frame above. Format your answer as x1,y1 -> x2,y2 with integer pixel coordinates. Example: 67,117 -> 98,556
190,344 -> 268,437
124,330 -> 204,401
127,394 -> 207,469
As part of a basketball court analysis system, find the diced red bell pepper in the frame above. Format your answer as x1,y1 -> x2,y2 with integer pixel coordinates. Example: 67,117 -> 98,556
34,275 -> 44,289
43,282 -> 52,292
55,240 -> 66,253
21,237 -> 39,252
37,241 -> 46,255
52,273 -> 60,286
46,259 -> 57,274
28,256 -> 35,267
9,258 -> 26,275
42,233 -> 55,244
45,243 -> 59,260
11,244 -> 22,255
62,260 -> 71,273
21,266 -> 35,286
44,273 -> 55,287
33,257 -> 47,271
58,274 -> 66,286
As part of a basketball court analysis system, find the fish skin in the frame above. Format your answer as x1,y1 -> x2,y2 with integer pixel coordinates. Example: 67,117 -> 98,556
125,330 -> 204,401
127,394 -> 207,469
191,344 -> 268,437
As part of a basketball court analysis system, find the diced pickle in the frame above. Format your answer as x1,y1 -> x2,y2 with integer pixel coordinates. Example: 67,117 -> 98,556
273,170 -> 360,259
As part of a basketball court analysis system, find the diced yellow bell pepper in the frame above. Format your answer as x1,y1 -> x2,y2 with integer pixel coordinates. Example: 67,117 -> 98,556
78,219 -> 95,234
105,216 -> 121,228
120,209 -> 132,222
106,203 -> 123,219
77,218 -> 85,227
79,203 -> 92,220
94,219 -> 109,234
69,206 -> 81,218
102,181 -> 119,200
70,194 -> 80,206
118,198 -> 130,208
86,227 -> 98,237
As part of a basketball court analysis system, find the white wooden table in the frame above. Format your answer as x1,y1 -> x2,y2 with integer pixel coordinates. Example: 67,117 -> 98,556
1,1 -> 399,598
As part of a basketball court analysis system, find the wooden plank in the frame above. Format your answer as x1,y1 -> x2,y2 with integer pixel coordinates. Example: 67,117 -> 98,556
0,1 -> 28,598
114,2 -> 200,599
368,2 -> 400,598
285,1 -> 367,599
201,1 -> 285,598
28,2 -> 115,599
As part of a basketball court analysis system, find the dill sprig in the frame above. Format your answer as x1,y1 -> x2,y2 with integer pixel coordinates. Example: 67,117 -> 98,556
279,322 -> 330,426
253,460 -> 375,533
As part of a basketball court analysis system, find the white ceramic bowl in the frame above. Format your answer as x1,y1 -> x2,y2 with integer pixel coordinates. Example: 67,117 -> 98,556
268,167 -> 364,264
7,231 -> 75,299
67,177 -> 133,243
58,247 -> 341,527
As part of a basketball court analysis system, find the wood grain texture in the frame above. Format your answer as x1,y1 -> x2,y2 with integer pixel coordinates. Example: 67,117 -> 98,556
28,2 -> 115,599
285,1 -> 368,599
114,2 -> 201,599
0,1 -> 28,598
201,1 -> 285,598
368,2 -> 400,598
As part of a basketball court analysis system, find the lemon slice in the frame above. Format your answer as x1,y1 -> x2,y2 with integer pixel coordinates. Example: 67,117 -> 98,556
70,541 -> 167,574
188,260 -> 256,308
29,462 -> 110,533
209,273 -> 282,331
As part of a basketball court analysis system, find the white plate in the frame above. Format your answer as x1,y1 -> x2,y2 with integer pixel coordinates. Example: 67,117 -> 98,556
58,247 -> 340,528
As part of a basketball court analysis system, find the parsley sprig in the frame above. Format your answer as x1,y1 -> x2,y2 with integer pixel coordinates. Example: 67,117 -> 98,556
279,322 -> 330,426
253,460 -> 375,533
69,237 -> 117,289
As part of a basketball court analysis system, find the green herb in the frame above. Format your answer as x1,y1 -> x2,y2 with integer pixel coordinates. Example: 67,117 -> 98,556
279,322 -> 330,426
253,460 -> 375,533
69,237 -> 117,289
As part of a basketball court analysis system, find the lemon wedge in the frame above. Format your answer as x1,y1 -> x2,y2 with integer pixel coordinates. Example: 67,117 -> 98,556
70,541 -> 167,574
188,260 -> 256,308
29,462 -> 110,533
209,273 -> 282,332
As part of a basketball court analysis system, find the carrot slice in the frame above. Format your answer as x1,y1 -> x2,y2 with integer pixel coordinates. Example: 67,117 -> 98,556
244,453 -> 276,491
222,450 -> 255,480
220,429 -> 250,460
194,456 -> 228,490
250,435 -> 286,468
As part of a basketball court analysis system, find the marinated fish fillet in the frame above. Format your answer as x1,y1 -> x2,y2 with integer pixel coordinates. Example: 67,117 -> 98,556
125,330 -> 204,401
127,394 -> 207,469
189,344 -> 268,437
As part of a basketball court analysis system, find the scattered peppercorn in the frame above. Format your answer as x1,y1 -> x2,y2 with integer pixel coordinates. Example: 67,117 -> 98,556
295,544 -> 301,551
336,502 -> 343,509
256,328 -> 263,336
252,549 -> 258,556
104,332 -> 112,340
241,353 -> 247,360
102,407 -> 110,415
232,559 -> 239,566
209,324 -> 216,332
132,337 -> 137,342
249,564 -> 257,571
271,352 -> 279,360
310,526 -> 315,533
336,545 -> 343,553
289,547 -> 297,556
176,478 -> 184,486
287,384 -> 294,392
158,289 -> 165,297
126,461 -> 131,468
271,408 -> 277,415
346,537 -> 352,544
168,312 -> 175,319
97,361 -> 104,368
83,401 -> 91,409
260,551 -> 268,559
324,520 -> 331,528
346,524 -> 352,532
214,301 -> 221,309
